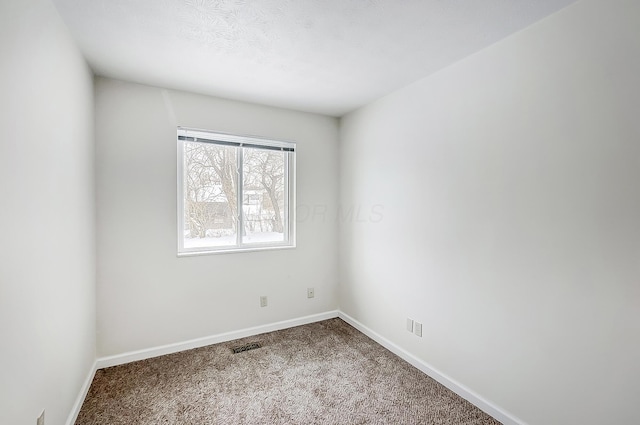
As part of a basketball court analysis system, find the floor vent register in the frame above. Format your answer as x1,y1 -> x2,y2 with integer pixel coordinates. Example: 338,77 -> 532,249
232,342 -> 262,354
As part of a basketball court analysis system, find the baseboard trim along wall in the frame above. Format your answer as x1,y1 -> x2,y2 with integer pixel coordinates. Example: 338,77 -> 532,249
96,310 -> 340,369
70,310 -> 523,425
66,361 -> 97,425
337,311 -> 527,425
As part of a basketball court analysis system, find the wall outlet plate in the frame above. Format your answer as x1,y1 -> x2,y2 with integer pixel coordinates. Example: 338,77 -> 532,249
260,296 -> 267,307
406,318 -> 414,332
307,287 -> 315,298
414,322 -> 423,337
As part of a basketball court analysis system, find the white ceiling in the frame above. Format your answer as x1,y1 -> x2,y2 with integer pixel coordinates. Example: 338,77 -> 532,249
51,0 -> 578,116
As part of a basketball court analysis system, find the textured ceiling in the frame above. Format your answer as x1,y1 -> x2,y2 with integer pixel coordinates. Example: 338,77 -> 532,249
51,0 -> 578,116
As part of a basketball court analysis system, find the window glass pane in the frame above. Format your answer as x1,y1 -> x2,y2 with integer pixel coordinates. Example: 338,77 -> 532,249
242,148 -> 286,244
183,142 -> 238,248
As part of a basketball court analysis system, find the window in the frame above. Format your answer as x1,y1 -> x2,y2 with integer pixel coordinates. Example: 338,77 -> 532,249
177,127 -> 295,255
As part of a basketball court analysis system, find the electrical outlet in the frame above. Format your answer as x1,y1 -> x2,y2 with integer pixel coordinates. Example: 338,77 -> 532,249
406,318 -> 414,332
260,296 -> 267,307
307,287 -> 315,298
37,411 -> 44,425
414,322 -> 423,337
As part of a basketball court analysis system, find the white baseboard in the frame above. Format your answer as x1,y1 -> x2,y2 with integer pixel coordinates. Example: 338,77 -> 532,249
71,310 -> 522,425
65,360 -> 97,425
70,311 -> 339,423
337,311 -> 526,425
96,310 -> 339,369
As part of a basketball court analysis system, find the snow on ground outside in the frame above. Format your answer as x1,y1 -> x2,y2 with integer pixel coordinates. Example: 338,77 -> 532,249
184,232 -> 284,248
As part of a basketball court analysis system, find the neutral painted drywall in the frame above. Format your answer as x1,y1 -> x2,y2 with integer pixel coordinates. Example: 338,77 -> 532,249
339,0 -> 640,423
0,0 -> 96,424
95,78 -> 339,357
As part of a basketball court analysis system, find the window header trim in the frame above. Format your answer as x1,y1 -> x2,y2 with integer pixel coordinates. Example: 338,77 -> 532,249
178,127 -> 295,152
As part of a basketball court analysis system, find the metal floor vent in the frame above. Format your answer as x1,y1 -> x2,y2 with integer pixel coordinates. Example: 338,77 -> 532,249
232,342 -> 262,354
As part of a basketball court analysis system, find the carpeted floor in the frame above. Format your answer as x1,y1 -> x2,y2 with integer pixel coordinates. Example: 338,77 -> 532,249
76,318 -> 501,424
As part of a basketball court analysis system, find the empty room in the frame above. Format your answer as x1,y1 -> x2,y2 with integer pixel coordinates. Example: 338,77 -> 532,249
1,0 -> 638,424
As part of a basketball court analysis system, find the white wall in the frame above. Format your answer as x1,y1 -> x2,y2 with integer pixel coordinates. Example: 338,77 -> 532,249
0,0 -> 96,424
95,78 -> 339,357
339,0 -> 640,424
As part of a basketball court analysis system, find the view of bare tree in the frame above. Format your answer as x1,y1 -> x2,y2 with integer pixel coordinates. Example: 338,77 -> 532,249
183,142 -> 287,245
183,143 -> 237,238
243,149 -> 285,234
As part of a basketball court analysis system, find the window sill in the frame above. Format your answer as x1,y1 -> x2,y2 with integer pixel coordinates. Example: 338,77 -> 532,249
177,244 -> 296,257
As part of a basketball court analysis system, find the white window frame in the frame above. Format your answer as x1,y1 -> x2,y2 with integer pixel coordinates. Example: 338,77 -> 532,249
177,127 -> 296,256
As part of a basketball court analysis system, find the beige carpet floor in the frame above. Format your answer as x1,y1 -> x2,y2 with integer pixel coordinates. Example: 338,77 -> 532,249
76,318 -> 501,424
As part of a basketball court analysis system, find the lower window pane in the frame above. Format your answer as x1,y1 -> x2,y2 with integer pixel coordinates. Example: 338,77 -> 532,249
183,142 -> 238,249
242,149 -> 286,244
